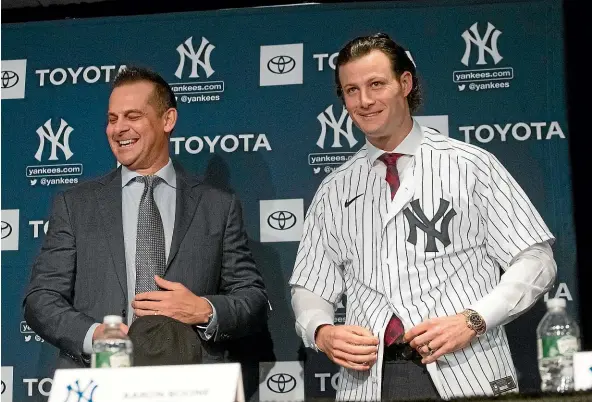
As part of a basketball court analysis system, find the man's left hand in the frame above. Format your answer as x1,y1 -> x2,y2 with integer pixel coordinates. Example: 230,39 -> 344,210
132,275 -> 213,325
404,314 -> 476,364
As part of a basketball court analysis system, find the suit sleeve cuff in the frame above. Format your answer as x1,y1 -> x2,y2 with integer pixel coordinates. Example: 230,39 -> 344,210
195,298 -> 217,341
83,323 -> 101,355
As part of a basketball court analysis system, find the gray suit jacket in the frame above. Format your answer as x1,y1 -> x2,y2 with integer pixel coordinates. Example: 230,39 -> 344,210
23,161 -> 268,368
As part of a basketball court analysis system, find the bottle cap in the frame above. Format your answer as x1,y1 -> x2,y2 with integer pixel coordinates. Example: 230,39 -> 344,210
103,315 -> 123,325
546,298 -> 566,309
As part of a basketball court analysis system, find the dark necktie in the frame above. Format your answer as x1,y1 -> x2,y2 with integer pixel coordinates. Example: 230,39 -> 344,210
134,175 -> 166,295
378,153 -> 406,345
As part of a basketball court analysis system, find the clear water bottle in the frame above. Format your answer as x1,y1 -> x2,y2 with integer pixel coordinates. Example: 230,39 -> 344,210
91,315 -> 133,368
537,298 -> 580,392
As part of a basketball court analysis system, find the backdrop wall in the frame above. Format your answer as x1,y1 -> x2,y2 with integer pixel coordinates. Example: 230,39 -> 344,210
1,1 -> 574,400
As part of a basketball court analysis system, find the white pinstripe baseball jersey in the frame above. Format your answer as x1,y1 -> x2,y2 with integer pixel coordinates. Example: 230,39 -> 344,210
289,119 -> 555,401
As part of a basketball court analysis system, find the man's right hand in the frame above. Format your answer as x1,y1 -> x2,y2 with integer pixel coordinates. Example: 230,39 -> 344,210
315,324 -> 379,371
92,323 -> 129,342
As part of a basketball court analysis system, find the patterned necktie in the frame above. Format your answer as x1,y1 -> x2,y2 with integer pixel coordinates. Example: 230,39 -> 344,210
379,153 -> 406,345
378,153 -> 404,200
134,175 -> 166,295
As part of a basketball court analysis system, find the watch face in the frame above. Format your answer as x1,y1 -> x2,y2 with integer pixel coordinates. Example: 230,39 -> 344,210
469,314 -> 484,327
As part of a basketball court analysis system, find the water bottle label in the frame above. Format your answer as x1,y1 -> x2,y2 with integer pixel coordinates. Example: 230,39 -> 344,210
557,335 -> 579,356
538,335 -> 579,359
92,351 -> 131,368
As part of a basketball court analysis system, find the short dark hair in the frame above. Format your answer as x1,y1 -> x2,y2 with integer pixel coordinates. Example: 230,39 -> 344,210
334,33 -> 422,113
112,66 -> 177,114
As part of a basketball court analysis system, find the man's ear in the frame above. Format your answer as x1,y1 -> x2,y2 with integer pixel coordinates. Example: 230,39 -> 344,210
163,108 -> 178,134
400,71 -> 413,97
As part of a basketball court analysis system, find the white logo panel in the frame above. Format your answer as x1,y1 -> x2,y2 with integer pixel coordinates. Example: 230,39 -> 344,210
1,210 -> 20,251
260,199 -> 304,243
260,44 -> 303,86
1,59 -> 27,99
259,361 -> 304,402
415,115 -> 449,137
1,366 -> 13,402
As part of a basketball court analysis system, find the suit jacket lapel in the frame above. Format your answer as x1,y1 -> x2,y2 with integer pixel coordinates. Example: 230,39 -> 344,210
166,161 -> 203,270
96,168 -> 127,298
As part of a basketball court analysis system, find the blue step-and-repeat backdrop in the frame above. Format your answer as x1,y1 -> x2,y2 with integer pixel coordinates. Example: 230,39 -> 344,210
1,0 -> 575,400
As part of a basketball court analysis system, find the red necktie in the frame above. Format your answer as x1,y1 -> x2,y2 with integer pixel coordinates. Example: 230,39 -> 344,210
379,152 -> 405,345
379,153 -> 404,200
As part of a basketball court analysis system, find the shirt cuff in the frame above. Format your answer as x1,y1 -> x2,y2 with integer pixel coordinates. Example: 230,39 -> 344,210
467,295 -> 507,335
302,311 -> 334,351
195,298 -> 217,341
83,323 -> 101,355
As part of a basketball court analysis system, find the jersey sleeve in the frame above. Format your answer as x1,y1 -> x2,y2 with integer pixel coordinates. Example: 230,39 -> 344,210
289,185 -> 344,305
476,153 -> 555,269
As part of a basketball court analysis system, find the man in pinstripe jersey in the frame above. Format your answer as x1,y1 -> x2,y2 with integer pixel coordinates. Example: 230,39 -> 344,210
289,33 -> 557,401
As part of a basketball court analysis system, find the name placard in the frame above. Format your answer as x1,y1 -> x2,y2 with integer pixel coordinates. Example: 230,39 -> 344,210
574,351 -> 592,391
48,363 -> 244,402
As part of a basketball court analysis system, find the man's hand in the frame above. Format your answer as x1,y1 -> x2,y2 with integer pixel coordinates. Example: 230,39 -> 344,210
404,314 -> 476,364
315,325 -> 379,371
92,323 -> 129,342
132,276 -> 213,325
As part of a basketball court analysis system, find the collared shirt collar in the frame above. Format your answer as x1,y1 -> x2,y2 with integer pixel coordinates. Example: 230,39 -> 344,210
366,118 -> 424,166
121,158 -> 176,188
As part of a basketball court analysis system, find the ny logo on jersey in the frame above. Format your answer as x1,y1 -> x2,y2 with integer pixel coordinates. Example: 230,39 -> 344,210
403,198 -> 457,252
461,22 -> 503,66
175,36 -> 216,79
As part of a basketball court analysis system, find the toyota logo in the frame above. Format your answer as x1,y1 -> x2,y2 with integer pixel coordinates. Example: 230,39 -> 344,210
267,373 -> 296,393
268,211 -> 296,230
1,70 -> 19,89
267,55 -> 296,74
1,221 -> 12,239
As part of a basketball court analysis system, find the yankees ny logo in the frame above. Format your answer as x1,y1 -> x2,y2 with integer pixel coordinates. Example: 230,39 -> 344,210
403,198 -> 457,253
64,379 -> 98,402
175,36 -> 215,79
461,22 -> 503,66
316,105 -> 357,149
35,118 -> 74,161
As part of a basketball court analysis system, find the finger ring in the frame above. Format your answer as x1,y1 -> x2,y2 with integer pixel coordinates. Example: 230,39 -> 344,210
426,343 -> 435,356
421,343 -> 432,352
154,310 -> 158,315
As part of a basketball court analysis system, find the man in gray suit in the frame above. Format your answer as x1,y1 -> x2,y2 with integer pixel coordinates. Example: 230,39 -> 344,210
23,67 -> 269,372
